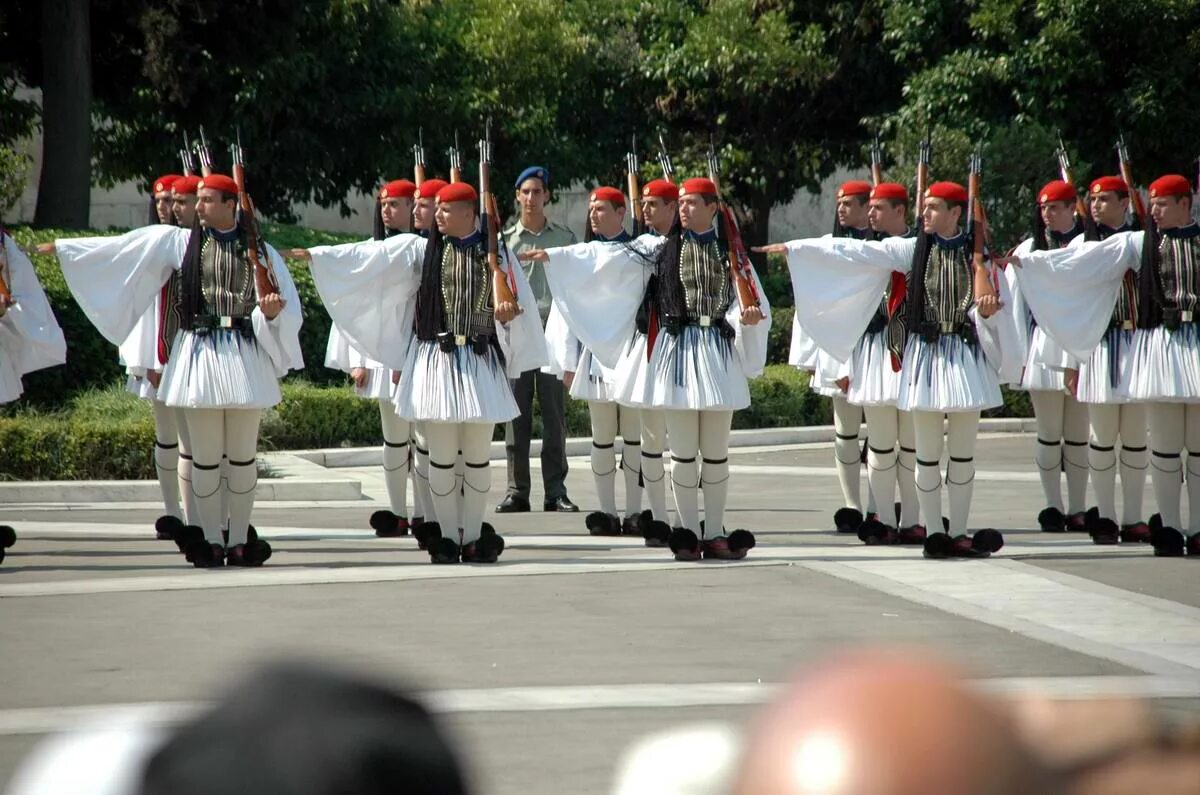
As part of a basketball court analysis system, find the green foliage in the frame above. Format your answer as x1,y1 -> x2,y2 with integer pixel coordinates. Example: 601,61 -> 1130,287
767,306 -> 794,366
736,364 -> 830,429
0,143 -> 30,214
260,380 -> 383,450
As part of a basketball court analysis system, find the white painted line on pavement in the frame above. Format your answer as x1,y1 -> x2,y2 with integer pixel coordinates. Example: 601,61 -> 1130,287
801,558 -> 1200,675
0,675 -> 1197,736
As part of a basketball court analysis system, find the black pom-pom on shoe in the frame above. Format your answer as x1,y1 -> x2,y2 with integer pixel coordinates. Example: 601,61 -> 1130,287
620,513 -> 643,536
972,528 -> 1004,555
463,531 -> 505,563
154,515 -> 184,541
413,521 -> 441,551
1038,506 -> 1067,532
370,510 -> 410,538
1150,525 -> 1186,557
187,541 -> 225,568
833,507 -> 864,534
643,519 -> 671,548
1089,517 -> 1120,545
857,519 -> 897,546
585,511 -> 621,536
0,525 -> 16,549
1148,513 -> 1163,533
173,525 -> 205,556
922,532 -> 955,559
429,536 -> 461,564
669,527 -> 701,561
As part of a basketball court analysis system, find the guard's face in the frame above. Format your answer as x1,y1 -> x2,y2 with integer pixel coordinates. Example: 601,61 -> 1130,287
155,191 -> 173,224
172,194 -> 198,228
837,195 -> 868,229
196,187 -> 236,230
868,199 -> 907,236
588,199 -> 626,239
381,196 -> 413,231
678,194 -> 716,231
922,197 -> 961,236
414,197 -> 436,231
1039,200 -> 1075,233
1150,195 -> 1191,230
641,197 -> 677,234
435,199 -> 475,238
1088,191 -> 1128,229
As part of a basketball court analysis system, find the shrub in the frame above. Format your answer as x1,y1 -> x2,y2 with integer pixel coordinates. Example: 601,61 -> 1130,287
736,364 -> 830,429
260,380 -> 382,449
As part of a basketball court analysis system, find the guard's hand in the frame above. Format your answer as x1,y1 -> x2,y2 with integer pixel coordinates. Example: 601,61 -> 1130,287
35,242 -> 55,255
975,293 -> 1003,318
835,376 -> 850,394
751,243 -> 787,255
495,302 -> 521,324
740,305 -> 764,326
259,293 -> 286,320
287,248 -> 312,261
1064,368 -> 1079,397
391,370 -> 401,385
517,249 -> 548,263
563,371 -> 575,389
147,370 -> 162,388
992,254 -> 1021,269
350,367 -> 368,388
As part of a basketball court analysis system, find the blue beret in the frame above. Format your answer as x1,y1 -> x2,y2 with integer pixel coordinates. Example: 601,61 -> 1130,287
514,166 -> 550,190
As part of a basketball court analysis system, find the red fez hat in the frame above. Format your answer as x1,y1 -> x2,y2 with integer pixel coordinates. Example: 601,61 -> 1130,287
1089,176 -> 1128,195
590,186 -> 625,207
925,181 -> 969,204
837,180 -> 872,199
153,174 -> 182,194
172,175 -> 201,196
869,182 -> 909,202
1038,180 -> 1077,204
680,177 -> 718,197
436,182 -> 478,204
198,174 -> 239,195
1149,174 -> 1192,198
416,179 -> 449,200
380,179 -> 417,199
641,179 -> 679,201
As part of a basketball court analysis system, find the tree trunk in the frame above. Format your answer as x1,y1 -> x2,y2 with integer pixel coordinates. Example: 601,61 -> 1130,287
34,0 -> 91,229
742,189 -> 774,274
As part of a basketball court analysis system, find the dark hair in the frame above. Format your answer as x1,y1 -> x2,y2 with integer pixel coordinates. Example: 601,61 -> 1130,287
147,195 -> 160,226
903,231 -> 934,335
372,196 -> 386,241
1136,216 -> 1163,329
139,661 -> 469,795
414,223 -> 447,340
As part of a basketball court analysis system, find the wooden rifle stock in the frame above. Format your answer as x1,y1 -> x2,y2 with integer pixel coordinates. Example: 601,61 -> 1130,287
1056,138 -> 1091,223
705,153 -> 759,311
626,144 -> 643,236
967,152 -> 997,298
477,129 -> 518,312
231,147 -> 279,299
1116,138 -> 1148,226
870,135 -> 883,187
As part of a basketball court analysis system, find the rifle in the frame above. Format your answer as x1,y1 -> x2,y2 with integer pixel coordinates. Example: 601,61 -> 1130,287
914,120 -> 931,227
1055,134 -> 1092,224
413,128 -> 425,187
706,136 -> 760,311
448,131 -> 463,184
194,127 -> 214,178
626,135 -> 644,236
179,132 -> 198,177
656,132 -> 675,183
230,129 -> 279,299
870,134 -> 884,187
1115,135 -> 1147,226
477,119 -> 520,319
967,147 -> 998,299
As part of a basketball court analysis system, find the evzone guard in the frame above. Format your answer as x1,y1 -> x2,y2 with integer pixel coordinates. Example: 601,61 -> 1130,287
42,139 -> 304,568
297,128 -> 547,564
0,225 -> 67,565
759,165 -> 1015,559
1005,172 -> 1200,557
522,169 -> 771,561
323,177 -> 431,538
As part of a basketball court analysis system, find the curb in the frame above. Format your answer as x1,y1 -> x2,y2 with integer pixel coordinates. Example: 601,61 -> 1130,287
0,478 -> 362,505
292,418 -> 1038,469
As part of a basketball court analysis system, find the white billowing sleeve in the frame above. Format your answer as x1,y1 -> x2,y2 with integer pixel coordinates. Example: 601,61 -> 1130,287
496,248 -> 550,377
542,302 -> 579,378
118,301 -> 161,375
785,235 -> 915,363
1013,231 -> 1142,361
544,236 -> 662,370
788,313 -> 819,369
307,234 -> 424,371
724,265 -> 772,378
0,235 -> 66,379
56,225 -> 188,345
324,322 -> 353,372
972,266 -> 1023,385
251,245 -> 305,376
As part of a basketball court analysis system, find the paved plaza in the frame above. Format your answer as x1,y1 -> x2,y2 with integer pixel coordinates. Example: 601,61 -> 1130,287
1,430 -> 1197,793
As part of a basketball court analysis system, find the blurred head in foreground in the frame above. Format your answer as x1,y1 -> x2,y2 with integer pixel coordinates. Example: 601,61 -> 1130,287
731,649 -> 1058,795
